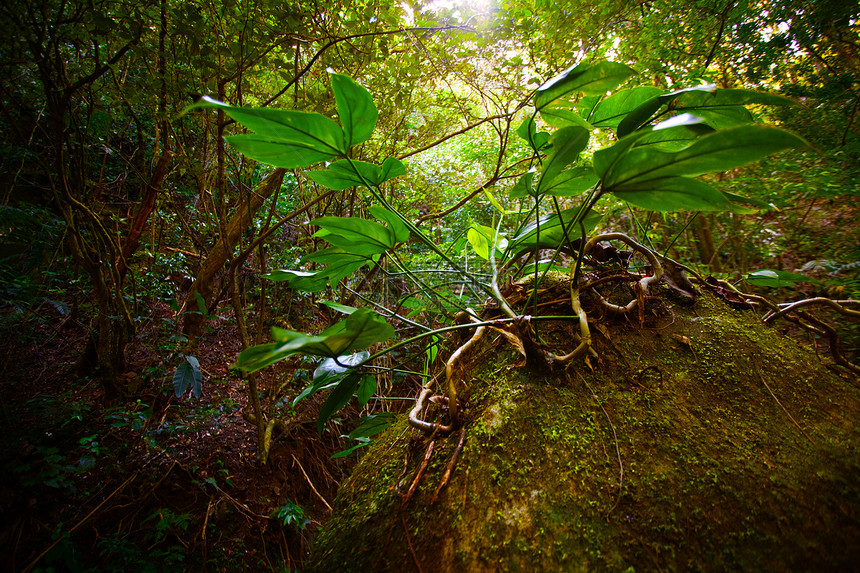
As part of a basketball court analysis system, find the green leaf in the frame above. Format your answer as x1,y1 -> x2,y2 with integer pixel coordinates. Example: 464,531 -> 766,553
541,166 -> 599,197
263,269 -> 329,292
510,170 -> 536,198
516,117 -> 551,150
588,87 -> 664,129
331,440 -> 372,458
348,413 -> 396,439
535,61 -> 635,110
186,356 -> 202,398
356,375 -> 377,406
301,248 -> 369,284
316,308 -> 395,356
173,356 -> 202,398
537,126 -> 590,193
603,125 -> 808,189
225,134 -> 340,169
673,88 -> 797,114
293,351 -> 370,406
468,222 -> 507,260
189,97 -> 346,167
746,269 -> 819,288
235,309 -> 391,372
682,107 -> 753,129
616,85 -> 716,137
194,291 -> 207,314
312,215 -> 393,252
322,301 -> 359,315
379,157 -> 407,183
369,204 -> 410,244
540,106 -> 594,130
307,158 -> 406,190
612,177 -> 733,211
616,96 -> 663,137
629,123 -> 715,152
173,361 -> 192,398
313,351 -> 370,383
722,191 -> 771,213
317,373 -> 362,433
510,209 -> 603,252
330,73 -> 378,147
292,351 -> 369,406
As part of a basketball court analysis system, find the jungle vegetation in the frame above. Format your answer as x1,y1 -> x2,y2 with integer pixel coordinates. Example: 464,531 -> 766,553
0,0 -> 858,570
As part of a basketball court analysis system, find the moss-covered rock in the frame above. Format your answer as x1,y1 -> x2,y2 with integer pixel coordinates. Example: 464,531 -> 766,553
308,293 -> 860,572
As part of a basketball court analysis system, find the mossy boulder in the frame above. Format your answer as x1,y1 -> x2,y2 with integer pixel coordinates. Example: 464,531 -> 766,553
308,292 -> 860,572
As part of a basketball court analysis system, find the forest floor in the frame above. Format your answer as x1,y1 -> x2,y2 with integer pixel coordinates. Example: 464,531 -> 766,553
0,302 -> 366,572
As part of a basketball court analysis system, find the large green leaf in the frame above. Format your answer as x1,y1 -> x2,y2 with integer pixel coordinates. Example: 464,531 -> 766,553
301,248 -> 370,284
191,96 -> 346,168
537,126 -> 590,193
317,373 -> 362,434
348,412 -> 396,440
673,88 -> 797,112
173,355 -> 202,398
330,73 -> 378,147
316,308 -> 394,357
509,170 -> 536,198
224,134 -> 339,169
235,309 -> 392,372
535,61 -> 635,110
263,269 -> 329,292
509,209 -> 603,252
516,117 -> 551,149
587,87 -> 664,129
746,269 -> 819,288
628,122 -> 715,152
305,351 -> 370,399
540,166 -> 599,197
311,216 -> 394,252
468,222 -> 507,260
594,113 -> 710,178
611,177 -> 733,211
356,375 -> 377,406
616,86 -> 796,137
369,205 -> 410,244
616,85 -> 715,137
307,158 -> 406,190
539,106 -> 593,130
603,125 -> 808,189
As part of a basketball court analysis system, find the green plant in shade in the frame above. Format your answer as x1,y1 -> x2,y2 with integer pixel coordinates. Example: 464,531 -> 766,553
190,58 -> 809,442
273,501 -> 310,530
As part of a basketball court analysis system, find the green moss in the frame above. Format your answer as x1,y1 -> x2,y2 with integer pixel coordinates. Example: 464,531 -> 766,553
308,292 -> 860,572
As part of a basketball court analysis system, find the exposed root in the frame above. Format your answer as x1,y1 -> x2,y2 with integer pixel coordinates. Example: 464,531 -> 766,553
409,311 -> 485,434
432,427 -> 468,503
584,233 -> 663,315
763,297 -> 860,323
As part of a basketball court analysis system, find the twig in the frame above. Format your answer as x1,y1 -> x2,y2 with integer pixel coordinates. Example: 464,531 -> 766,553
292,454 -> 333,512
754,365 -> 815,444
201,496 -> 213,540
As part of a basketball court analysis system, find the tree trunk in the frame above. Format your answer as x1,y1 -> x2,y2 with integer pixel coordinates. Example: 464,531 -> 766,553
308,292 -> 860,572
182,168 -> 286,338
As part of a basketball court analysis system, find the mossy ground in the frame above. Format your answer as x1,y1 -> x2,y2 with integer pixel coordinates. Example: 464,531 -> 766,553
308,292 -> 860,572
